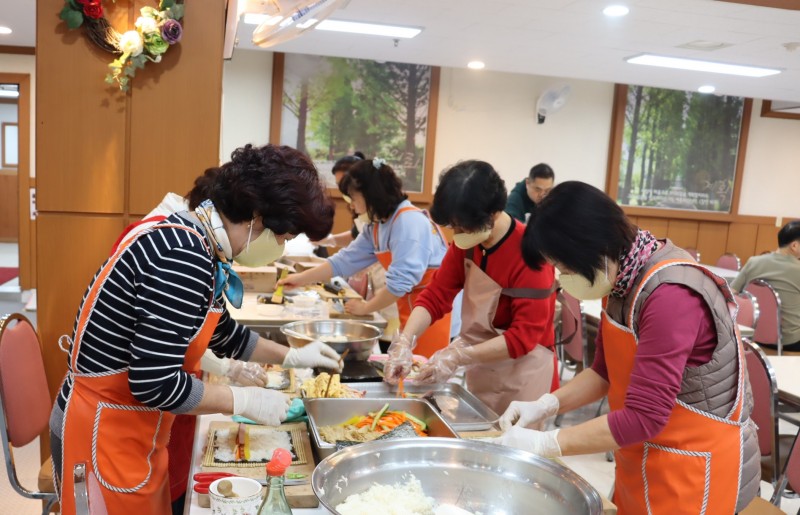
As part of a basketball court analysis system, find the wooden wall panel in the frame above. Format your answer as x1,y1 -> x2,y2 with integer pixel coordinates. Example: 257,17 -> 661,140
0,171 -> 18,241
726,223 -> 758,264
636,217 -> 669,238
667,220 -> 699,250
755,224 -> 779,256
35,1 -> 128,214
697,222 -> 729,265
129,0 -> 225,214
36,214 -> 125,397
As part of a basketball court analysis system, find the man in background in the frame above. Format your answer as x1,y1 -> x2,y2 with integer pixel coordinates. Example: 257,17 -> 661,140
505,163 -> 555,223
732,220 -> 800,351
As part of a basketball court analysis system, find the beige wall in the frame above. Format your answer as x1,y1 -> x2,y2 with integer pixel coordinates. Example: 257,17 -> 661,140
0,53 -> 35,177
220,50 -> 273,163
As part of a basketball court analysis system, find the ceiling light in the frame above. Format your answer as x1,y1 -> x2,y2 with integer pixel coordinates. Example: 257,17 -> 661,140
603,5 -> 629,17
243,13 -> 282,26
315,20 -> 422,38
626,54 -> 781,78
698,85 -> 716,94
0,90 -> 19,98
0,26 -> 13,35
467,61 -> 485,70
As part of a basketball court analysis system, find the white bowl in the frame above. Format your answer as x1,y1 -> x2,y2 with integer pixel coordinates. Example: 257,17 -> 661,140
292,295 -> 318,308
209,477 -> 263,515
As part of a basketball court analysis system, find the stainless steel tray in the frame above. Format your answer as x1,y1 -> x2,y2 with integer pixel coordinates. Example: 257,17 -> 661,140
346,382 -> 499,432
303,397 -> 460,459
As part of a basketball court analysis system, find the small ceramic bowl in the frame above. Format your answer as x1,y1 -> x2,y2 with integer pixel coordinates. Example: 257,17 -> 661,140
209,477 -> 262,515
292,295 -> 318,308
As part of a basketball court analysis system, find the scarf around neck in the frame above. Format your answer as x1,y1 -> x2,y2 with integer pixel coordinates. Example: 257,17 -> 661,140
611,229 -> 659,298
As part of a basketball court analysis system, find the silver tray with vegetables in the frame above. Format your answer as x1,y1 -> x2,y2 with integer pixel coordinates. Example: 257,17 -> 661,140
303,398 -> 460,459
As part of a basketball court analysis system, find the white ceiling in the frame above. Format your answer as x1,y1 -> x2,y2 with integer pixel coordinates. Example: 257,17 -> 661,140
3,0 -> 800,102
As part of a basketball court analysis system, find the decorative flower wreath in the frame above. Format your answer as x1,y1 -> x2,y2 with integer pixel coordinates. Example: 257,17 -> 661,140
59,0 -> 185,92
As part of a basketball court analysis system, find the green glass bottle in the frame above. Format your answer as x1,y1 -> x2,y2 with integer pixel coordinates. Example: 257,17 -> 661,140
257,448 -> 293,515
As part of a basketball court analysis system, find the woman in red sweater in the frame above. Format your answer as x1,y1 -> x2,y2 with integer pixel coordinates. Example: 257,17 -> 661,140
385,160 -> 557,414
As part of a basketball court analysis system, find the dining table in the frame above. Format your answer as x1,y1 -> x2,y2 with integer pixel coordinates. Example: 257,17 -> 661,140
765,355 -> 800,408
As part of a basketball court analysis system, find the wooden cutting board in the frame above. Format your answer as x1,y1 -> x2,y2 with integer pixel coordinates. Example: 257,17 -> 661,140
200,421 -> 318,508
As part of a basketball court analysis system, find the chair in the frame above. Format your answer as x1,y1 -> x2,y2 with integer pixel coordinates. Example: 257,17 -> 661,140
743,340 -> 781,486
685,247 -> 701,263
773,429 -> 800,511
74,463 -> 108,515
0,313 -> 58,515
746,279 -> 784,355
736,290 -> 760,331
716,252 -> 742,271
556,291 -> 588,379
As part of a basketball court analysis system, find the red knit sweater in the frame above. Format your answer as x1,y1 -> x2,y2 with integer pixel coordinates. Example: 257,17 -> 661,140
415,220 -> 556,358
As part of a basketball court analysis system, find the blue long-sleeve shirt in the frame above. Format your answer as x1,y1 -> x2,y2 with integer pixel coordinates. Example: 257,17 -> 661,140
328,200 -> 448,297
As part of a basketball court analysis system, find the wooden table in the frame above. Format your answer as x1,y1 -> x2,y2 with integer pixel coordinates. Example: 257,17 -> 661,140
227,292 -> 387,344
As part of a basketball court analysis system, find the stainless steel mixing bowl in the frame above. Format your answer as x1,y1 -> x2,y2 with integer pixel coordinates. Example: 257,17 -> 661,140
280,319 -> 381,361
312,437 -> 604,515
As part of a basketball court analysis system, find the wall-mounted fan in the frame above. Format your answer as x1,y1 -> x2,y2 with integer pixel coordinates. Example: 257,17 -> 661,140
251,0 -> 345,48
536,84 -> 571,124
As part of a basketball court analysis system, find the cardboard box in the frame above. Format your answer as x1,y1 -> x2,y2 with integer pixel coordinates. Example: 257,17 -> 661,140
232,265 -> 278,292
279,255 -> 326,273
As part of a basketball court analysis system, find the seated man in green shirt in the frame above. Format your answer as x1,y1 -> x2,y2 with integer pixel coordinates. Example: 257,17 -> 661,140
504,163 -> 554,223
732,220 -> 800,351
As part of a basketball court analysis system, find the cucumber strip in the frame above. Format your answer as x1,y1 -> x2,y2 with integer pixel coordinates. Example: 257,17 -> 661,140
370,403 -> 390,431
402,411 -> 427,430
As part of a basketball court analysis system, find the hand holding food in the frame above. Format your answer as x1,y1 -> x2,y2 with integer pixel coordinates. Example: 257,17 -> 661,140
283,340 -> 342,371
344,298 -> 370,316
276,272 -> 306,291
226,360 -> 269,387
498,393 -> 560,431
229,386 -> 289,426
414,339 -> 472,384
384,332 -> 416,384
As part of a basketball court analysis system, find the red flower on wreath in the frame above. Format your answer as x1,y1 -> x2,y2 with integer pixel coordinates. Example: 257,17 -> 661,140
82,1 -> 104,19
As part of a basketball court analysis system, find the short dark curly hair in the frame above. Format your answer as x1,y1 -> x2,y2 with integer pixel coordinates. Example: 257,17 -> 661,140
429,160 -> 507,231
186,144 -> 334,240
338,159 -> 407,221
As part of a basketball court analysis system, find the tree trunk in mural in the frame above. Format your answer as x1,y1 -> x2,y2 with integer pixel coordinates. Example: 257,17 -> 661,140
620,85 -> 644,204
296,78 -> 309,155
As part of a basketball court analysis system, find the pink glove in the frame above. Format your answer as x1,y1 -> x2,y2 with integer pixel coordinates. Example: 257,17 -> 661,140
384,332 -> 417,385
415,338 -> 472,384
491,426 -> 562,458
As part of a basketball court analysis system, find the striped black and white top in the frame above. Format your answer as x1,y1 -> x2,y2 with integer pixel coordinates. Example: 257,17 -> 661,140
57,213 -> 257,414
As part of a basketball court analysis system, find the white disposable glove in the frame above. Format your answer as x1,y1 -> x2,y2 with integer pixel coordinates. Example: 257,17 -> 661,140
384,332 -> 416,385
283,340 -> 342,371
229,386 -> 289,426
200,351 -> 269,387
491,426 -> 562,458
498,393 -> 560,431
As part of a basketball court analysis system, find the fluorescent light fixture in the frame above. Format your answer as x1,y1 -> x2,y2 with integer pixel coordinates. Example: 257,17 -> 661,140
626,54 -> 781,78
315,19 -> 422,39
698,85 -> 716,94
243,13 -> 282,26
0,26 -> 12,35
603,5 -> 629,17
467,61 -> 485,70
296,18 -> 318,29
0,90 -> 19,98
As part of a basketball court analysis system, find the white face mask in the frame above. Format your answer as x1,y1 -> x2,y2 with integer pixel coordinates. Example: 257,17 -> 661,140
233,220 -> 285,268
559,258 -> 613,300
356,212 -> 371,224
452,228 -> 492,250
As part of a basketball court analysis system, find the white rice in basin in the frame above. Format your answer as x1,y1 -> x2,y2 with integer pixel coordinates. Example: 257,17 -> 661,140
213,427 -> 293,462
335,475 -> 436,515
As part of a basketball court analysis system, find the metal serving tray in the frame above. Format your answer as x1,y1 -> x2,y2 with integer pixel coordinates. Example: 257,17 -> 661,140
346,382 -> 499,432
303,398 -> 460,459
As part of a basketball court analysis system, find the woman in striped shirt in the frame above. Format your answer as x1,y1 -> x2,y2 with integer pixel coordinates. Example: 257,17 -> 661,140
51,144 -> 339,515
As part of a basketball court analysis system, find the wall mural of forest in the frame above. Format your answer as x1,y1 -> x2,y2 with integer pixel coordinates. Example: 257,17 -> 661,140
618,85 -> 744,213
280,53 -> 433,192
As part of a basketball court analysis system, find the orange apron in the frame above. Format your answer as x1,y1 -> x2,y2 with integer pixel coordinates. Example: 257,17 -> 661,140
460,258 -> 558,416
604,259 -> 748,515
373,206 -> 451,357
58,223 -> 222,515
